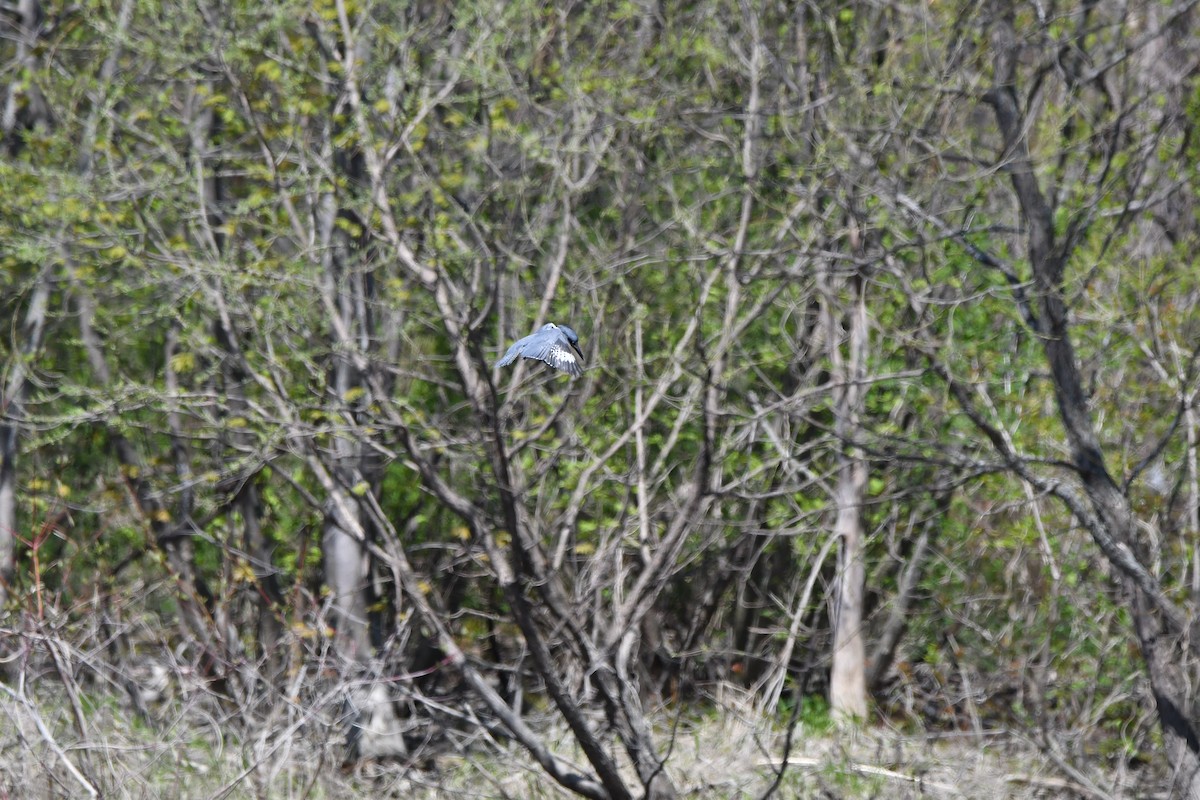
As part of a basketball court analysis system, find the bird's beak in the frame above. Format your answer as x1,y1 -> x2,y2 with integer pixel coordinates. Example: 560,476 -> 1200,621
571,341 -> 584,359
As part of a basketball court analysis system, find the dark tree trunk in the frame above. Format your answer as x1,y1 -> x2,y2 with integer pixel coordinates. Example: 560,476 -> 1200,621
985,8 -> 1200,794
867,510 -> 937,692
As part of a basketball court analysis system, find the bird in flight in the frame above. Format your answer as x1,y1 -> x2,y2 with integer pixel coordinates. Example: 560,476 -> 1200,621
494,323 -> 584,377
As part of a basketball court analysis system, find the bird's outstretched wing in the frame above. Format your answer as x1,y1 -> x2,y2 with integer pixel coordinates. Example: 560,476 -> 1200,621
524,330 -> 583,376
494,333 -> 535,369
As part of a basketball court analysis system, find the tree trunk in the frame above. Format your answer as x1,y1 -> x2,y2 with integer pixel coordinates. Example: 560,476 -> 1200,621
867,505 -> 939,691
1,0 -> 56,608
189,92 -> 284,665
0,266 -> 52,606
985,8 -> 1200,794
1,0 -> 50,155
827,271 -> 870,721
318,189 -> 373,662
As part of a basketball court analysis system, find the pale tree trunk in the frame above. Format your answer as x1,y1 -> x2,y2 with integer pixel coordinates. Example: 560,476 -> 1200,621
1,0 -> 50,154
313,184 -> 401,758
317,189 -> 373,662
1188,405 -> 1200,602
302,9 -> 381,664
827,269 -> 870,721
297,17 -> 407,760
0,0 -> 52,609
0,266 -> 52,606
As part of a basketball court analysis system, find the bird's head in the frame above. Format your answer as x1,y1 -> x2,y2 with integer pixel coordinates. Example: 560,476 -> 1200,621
555,324 -> 583,358
556,324 -> 579,344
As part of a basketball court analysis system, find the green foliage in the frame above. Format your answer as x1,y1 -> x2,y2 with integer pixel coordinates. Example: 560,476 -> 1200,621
0,0 -> 1193,788
781,693 -> 836,735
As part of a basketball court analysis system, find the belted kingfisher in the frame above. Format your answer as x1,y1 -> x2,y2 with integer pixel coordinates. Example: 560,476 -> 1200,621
494,323 -> 584,377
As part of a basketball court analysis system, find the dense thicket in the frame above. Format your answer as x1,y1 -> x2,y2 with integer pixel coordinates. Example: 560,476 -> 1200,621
3,0 -> 1200,797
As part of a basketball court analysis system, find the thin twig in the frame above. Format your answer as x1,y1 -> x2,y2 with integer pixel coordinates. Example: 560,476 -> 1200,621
758,756 -> 962,796
0,682 -> 99,798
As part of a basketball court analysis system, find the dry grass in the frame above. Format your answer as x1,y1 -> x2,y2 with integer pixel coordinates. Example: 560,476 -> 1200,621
0,677 -> 1160,800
